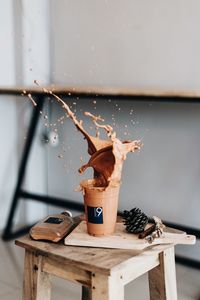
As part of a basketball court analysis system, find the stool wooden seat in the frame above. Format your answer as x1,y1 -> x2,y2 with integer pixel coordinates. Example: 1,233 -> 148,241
16,235 -> 178,300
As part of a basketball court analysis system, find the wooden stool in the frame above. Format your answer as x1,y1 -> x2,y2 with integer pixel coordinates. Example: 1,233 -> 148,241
16,235 -> 178,300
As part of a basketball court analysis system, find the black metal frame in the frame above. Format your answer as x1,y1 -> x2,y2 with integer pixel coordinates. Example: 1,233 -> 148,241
2,96 -> 44,240
1,95 -> 85,241
1,91 -> 200,269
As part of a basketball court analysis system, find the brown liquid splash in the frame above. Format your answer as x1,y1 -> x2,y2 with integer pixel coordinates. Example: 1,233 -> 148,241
32,81 -> 142,188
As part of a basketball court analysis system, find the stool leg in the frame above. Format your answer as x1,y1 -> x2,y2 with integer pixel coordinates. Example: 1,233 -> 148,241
91,273 -> 124,300
148,247 -> 177,300
23,250 -> 51,300
82,286 -> 92,300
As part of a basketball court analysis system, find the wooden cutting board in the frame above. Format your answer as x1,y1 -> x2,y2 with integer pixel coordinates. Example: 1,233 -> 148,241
64,221 -> 196,250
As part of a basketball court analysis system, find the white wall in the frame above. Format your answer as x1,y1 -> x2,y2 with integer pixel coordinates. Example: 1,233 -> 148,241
0,0 -> 199,260
0,0 -> 51,229
0,0 -> 15,86
48,1 -> 200,260
50,0 -> 200,90
19,0 -> 51,223
0,0 -> 17,229
21,0 -> 51,85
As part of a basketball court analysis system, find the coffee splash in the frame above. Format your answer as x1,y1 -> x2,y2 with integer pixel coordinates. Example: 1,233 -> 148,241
78,111 -> 141,187
30,82 -> 142,188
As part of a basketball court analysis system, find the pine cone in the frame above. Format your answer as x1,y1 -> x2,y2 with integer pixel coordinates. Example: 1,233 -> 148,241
122,207 -> 149,233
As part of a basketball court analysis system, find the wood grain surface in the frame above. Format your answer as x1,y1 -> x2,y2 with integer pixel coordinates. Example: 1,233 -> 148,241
16,233 -> 180,299
64,221 -> 196,250
15,234 -> 172,276
1,86 -> 200,99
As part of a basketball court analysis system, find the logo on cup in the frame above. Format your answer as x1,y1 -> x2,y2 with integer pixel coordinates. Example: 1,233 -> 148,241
87,206 -> 103,224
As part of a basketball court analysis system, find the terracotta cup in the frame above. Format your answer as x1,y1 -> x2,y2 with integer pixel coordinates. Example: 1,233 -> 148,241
81,179 -> 120,236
